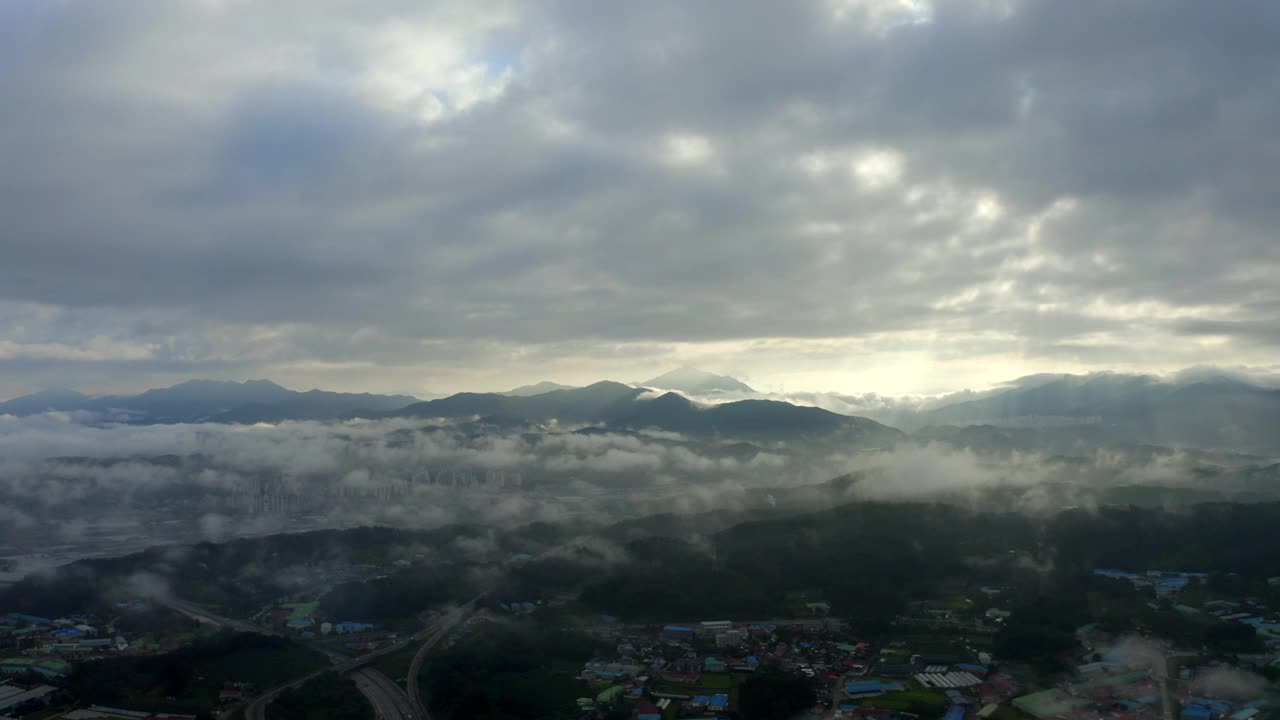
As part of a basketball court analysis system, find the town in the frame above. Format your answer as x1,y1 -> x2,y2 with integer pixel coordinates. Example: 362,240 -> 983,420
2,557 -> 1278,720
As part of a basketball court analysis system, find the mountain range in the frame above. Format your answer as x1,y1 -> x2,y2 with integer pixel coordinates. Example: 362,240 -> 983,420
393,381 -> 901,445
0,379 -> 420,424
916,372 -> 1280,454
500,381 -> 578,397
4,369 -> 1280,455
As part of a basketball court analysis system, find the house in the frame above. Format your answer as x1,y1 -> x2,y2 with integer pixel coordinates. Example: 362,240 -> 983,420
700,621 -> 733,635
709,693 -> 730,711
915,672 -> 983,689
704,656 -> 728,673
0,657 -> 70,679
219,686 -> 245,703
843,708 -> 899,720
716,630 -> 746,647
807,602 -> 832,616
637,699 -> 662,720
945,706 -> 966,720
662,625 -> 695,642
0,684 -> 55,714
1183,706 -> 1215,720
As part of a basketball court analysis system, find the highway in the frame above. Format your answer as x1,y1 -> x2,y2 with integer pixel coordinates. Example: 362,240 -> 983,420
352,668 -> 420,720
160,597 -> 277,636
220,596 -> 480,720
406,601 -> 476,720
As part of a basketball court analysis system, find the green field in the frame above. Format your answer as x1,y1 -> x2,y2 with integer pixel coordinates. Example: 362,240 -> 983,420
66,632 -> 329,715
698,672 -> 735,689
369,643 -> 418,685
869,688 -> 948,714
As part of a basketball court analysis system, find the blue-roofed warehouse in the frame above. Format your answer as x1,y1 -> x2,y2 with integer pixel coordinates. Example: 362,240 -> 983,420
847,680 -> 903,698
1183,707 -> 1215,720
1187,699 -> 1232,714
662,625 -> 694,641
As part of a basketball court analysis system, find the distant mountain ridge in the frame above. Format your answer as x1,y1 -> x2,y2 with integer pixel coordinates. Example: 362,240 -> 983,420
389,381 -> 902,445
917,372 -> 1280,454
0,379 -> 420,424
640,367 -> 755,394
5,369 -> 1279,454
501,381 -> 578,397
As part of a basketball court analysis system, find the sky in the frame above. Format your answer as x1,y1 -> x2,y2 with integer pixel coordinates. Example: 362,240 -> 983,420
2,0 -> 1279,400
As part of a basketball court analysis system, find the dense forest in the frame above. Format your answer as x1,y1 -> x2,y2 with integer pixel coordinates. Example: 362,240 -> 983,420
420,623 -> 605,720
269,672 -> 371,720
7,501 -> 1280,637
65,632 -> 327,715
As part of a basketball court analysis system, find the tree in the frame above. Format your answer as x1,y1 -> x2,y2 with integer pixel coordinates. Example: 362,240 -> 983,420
739,669 -> 816,720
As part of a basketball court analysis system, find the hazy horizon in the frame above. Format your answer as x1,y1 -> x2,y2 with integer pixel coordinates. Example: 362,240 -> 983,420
6,362 -> 1280,410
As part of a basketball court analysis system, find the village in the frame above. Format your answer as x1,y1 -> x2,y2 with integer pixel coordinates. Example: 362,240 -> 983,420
1,562 -> 1278,719
557,612 -> 1275,720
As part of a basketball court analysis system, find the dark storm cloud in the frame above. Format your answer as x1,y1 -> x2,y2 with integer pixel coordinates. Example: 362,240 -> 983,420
1,0 -> 1278,395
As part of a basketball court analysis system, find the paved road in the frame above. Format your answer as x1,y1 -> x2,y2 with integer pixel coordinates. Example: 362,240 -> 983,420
160,597 -> 277,636
243,634 -> 418,720
163,595 -> 480,720
407,597 -> 478,712
353,668 -> 420,720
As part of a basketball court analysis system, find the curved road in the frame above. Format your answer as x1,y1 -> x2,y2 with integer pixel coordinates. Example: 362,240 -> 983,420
161,595 -> 479,720
352,667 -> 420,720
406,601 -> 476,719
236,599 -> 479,720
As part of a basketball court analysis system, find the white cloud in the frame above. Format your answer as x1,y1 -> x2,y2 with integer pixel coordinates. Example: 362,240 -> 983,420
1,1 -> 1278,397
661,132 -> 716,167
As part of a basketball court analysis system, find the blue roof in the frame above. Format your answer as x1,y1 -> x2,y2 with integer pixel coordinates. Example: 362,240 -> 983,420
7,613 -> 52,625
1183,708 -> 1214,720
693,695 -> 711,704
664,625 -> 694,632
956,663 -> 988,674
847,680 -> 902,694
1188,699 -> 1232,713
945,705 -> 966,720
709,694 -> 730,709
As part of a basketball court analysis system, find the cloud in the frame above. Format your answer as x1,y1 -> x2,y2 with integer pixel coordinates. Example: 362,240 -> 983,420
1190,667 -> 1268,700
0,2 -> 1276,396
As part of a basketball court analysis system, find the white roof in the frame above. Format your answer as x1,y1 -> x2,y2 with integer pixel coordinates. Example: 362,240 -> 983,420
916,672 -> 982,688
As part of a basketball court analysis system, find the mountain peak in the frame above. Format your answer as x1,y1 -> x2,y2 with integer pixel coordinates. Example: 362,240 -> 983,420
501,381 -> 578,397
641,367 -> 754,394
